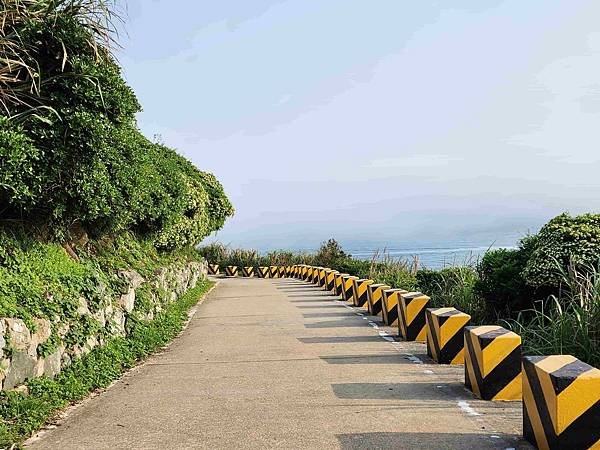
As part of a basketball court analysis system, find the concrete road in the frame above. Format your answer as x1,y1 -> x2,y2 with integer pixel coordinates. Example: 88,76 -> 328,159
27,277 -> 531,449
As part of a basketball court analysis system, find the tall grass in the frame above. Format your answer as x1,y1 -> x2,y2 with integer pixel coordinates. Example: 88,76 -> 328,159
1,0 -> 122,115
505,261 -> 600,367
367,249 -> 418,291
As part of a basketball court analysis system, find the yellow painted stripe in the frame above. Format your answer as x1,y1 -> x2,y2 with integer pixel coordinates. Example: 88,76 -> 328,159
439,315 -> 470,348
426,318 -> 438,361
533,356 -> 578,434
469,329 -> 484,377
534,364 -> 559,434
523,369 -> 551,450
450,349 -> 464,365
482,335 -> 520,377
470,325 -> 503,336
405,296 -> 428,324
556,367 -> 600,434
492,373 -> 522,401
465,334 -> 481,398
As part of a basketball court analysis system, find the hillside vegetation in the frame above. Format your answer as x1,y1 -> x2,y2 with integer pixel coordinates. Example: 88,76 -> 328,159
0,1 -> 232,444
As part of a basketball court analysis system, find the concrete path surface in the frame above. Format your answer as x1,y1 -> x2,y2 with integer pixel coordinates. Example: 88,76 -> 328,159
27,277 -> 532,449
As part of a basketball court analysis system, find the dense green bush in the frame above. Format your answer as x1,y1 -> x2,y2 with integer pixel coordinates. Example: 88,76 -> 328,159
523,213 -> 600,289
506,261 -> 600,367
0,1 -> 233,248
474,236 -> 537,315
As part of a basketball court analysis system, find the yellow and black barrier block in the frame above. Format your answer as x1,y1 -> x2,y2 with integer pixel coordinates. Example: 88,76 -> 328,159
257,267 -> 270,278
426,307 -> 471,365
366,284 -> 391,316
522,355 -> 600,450
325,269 -> 338,292
278,266 -> 286,278
334,273 -> 349,297
318,267 -> 329,287
341,275 -> 358,302
269,266 -> 279,278
301,265 -> 309,280
352,279 -> 374,307
312,267 -> 322,284
207,264 -> 220,275
321,268 -> 332,289
398,292 -> 430,342
242,266 -> 255,277
307,266 -> 315,283
464,326 -> 521,401
225,265 -> 238,277
381,289 -> 407,326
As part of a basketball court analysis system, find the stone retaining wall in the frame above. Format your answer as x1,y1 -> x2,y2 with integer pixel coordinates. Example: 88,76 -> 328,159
0,260 -> 207,391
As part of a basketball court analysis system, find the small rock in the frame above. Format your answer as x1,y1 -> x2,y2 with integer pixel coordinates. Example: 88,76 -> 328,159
6,319 -> 31,353
119,289 -> 136,313
77,297 -> 91,316
0,320 -> 6,359
118,269 -> 145,290
44,350 -> 62,378
34,357 -> 45,377
12,385 -> 29,395
30,318 -> 52,354
3,351 -> 37,390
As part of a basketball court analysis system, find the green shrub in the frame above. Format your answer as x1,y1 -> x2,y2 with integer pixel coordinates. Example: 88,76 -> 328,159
505,261 -> 600,367
474,237 -> 537,315
0,1 -> 233,248
523,213 -> 600,289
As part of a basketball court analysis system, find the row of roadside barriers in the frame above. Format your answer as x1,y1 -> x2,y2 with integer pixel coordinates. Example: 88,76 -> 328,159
208,263 -> 600,450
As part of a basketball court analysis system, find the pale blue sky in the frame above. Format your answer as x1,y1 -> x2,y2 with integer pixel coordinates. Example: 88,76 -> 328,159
116,1 -> 600,250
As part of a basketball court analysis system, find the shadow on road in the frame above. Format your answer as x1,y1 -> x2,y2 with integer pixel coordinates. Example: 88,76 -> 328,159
336,432 -> 529,450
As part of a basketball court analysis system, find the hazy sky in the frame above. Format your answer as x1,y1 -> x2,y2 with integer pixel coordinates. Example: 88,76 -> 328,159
116,0 -> 600,250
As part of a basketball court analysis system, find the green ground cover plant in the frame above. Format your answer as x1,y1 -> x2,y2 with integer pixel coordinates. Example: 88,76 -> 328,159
0,280 -> 214,447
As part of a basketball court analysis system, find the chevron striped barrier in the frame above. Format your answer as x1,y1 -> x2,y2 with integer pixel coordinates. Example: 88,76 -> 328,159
207,264 -> 220,275
381,289 -> 407,326
352,279 -> 374,307
242,266 -> 254,277
464,326 -> 522,401
307,266 -> 316,283
398,292 -> 430,342
523,355 -> 600,450
257,267 -> 269,278
341,275 -> 358,302
312,267 -> 321,284
278,266 -> 286,278
301,265 -> 309,280
426,308 -> 471,365
334,273 -> 348,296
269,266 -> 279,278
225,266 -> 238,277
366,283 -> 391,316
325,269 -> 338,292
318,268 -> 328,287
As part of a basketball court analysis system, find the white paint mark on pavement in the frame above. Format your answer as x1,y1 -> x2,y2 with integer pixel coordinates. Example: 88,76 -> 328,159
457,401 -> 481,416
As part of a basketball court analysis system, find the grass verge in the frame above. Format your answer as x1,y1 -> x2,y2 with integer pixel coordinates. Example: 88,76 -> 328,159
0,280 -> 214,448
